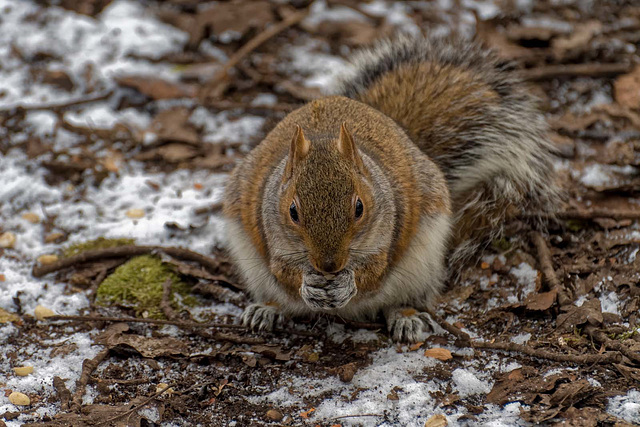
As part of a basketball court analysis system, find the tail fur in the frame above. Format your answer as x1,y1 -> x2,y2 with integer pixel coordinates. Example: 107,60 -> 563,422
337,33 -> 561,270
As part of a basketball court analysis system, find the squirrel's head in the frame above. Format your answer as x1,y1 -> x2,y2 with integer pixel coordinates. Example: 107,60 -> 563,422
270,123 -> 383,310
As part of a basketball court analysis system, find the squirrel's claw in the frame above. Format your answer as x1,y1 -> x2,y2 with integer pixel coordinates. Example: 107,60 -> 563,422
385,307 -> 433,343
241,303 -> 282,332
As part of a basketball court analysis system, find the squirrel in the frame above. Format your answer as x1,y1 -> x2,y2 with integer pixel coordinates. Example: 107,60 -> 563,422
223,34 -> 559,342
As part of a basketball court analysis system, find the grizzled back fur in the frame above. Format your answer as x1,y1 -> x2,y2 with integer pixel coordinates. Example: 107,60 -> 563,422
338,33 -> 561,271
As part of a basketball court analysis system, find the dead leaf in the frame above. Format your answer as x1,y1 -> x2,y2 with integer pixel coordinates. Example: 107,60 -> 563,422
116,75 -> 196,100
107,333 -> 189,358
147,107 -> 199,146
0,308 -> 20,324
615,65 -> 640,109
424,348 -> 453,361
524,288 -> 557,311
251,344 -> 290,361
556,298 -> 603,331
337,362 -> 358,383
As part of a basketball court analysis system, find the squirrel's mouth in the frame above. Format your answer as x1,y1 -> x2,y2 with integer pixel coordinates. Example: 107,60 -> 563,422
300,270 -> 357,310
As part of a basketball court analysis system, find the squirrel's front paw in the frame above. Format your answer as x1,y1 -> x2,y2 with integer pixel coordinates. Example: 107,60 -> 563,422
241,303 -> 282,332
385,307 -> 435,343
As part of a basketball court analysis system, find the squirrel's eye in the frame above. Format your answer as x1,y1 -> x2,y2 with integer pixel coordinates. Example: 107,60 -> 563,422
289,201 -> 299,223
355,197 -> 364,220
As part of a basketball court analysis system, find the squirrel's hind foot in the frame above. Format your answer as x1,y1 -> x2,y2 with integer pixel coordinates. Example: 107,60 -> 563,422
384,307 -> 436,343
241,303 -> 283,332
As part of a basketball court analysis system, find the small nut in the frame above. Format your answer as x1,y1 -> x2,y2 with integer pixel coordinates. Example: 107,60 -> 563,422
156,383 -> 174,395
9,392 -> 30,406
266,409 -> 283,421
126,209 -> 145,219
0,232 -> 16,249
13,366 -> 34,376
34,305 -> 55,320
21,213 -> 40,224
37,254 -> 59,265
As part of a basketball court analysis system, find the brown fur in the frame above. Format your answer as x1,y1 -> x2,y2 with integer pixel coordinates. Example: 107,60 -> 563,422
225,96 -> 449,298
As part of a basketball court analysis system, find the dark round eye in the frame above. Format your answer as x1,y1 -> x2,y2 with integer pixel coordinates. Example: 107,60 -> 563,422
289,201 -> 299,223
355,197 -> 364,220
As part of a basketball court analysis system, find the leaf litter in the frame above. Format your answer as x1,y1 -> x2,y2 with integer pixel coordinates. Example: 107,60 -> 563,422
1,0 -> 640,426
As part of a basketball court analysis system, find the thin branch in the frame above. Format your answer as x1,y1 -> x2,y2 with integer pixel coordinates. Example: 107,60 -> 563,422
95,381 -> 177,426
32,245 -> 229,286
160,278 -> 177,320
199,9 -> 310,101
427,309 -> 623,365
47,314 -> 246,330
585,325 -> 640,364
70,348 -> 110,412
520,63 -> 633,81
0,90 -> 113,113
530,231 -> 571,306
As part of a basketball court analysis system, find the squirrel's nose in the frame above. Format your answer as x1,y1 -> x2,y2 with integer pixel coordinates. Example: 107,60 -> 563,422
314,258 -> 341,275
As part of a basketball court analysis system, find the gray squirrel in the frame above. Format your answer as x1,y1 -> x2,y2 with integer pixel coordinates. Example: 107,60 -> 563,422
223,34 -> 559,342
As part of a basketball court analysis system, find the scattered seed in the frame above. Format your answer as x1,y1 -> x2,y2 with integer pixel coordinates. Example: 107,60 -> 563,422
0,274 -> 5,282
0,232 -> 16,249
126,208 -> 145,219
21,213 -> 40,224
37,254 -> 59,265
8,392 -> 30,406
265,409 -> 283,421
44,232 -> 65,243
34,305 -> 55,320
424,414 -> 448,427
480,261 -> 490,270
13,366 -> 34,376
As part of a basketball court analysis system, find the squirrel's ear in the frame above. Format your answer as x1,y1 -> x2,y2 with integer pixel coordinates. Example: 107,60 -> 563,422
338,122 -> 364,172
284,125 -> 310,181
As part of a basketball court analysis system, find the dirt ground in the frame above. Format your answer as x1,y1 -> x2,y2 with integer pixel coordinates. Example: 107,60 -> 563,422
2,0 -> 640,426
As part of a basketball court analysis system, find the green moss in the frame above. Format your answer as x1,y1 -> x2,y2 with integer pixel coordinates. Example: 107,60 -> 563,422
609,326 -> 640,341
62,237 -> 135,258
96,255 -> 195,318
566,219 -> 586,232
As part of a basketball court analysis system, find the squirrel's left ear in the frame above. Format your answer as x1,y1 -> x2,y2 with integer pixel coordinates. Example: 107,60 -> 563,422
337,122 -> 365,172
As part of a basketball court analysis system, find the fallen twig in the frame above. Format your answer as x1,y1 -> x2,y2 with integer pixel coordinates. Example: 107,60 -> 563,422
160,278 -> 177,320
53,376 -> 71,411
199,9 -> 310,101
520,63 -> 633,81
206,99 -> 298,113
47,314 -> 246,330
32,245 -> 230,287
530,231 -> 572,306
96,381 -> 177,426
0,90 -> 113,113
89,376 -> 150,386
585,325 -> 640,365
428,309 -> 623,365
70,348 -> 110,412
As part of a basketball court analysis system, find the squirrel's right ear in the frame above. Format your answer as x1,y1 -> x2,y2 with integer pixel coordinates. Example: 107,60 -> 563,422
283,125 -> 310,182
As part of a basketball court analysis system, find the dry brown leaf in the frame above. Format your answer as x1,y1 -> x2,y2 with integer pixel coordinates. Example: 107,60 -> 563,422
614,65 -> 640,109
424,348 -> 453,361
147,107 -> 199,146
0,308 -> 20,324
116,75 -> 196,100
524,288 -> 558,311
300,408 -> 315,419
108,334 -> 189,358
556,298 -> 603,331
